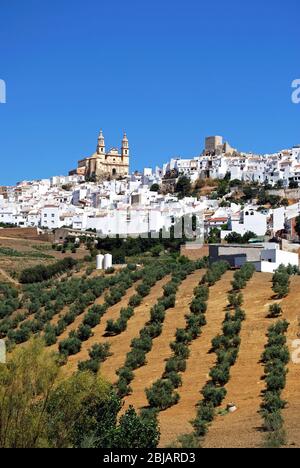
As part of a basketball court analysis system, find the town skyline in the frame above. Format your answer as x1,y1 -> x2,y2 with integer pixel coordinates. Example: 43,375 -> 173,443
1,130 -> 300,186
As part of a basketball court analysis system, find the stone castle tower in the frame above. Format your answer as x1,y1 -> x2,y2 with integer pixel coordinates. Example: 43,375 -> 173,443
73,130 -> 130,180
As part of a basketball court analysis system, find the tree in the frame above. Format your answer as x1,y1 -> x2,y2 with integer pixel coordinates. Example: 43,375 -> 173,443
151,244 -> 164,257
268,303 -> 282,319
77,324 -> 93,341
225,232 -> 243,244
59,335 -> 82,356
228,292 -> 243,308
45,370 -> 111,448
146,379 -> 179,410
0,339 -> 59,448
112,406 -> 160,448
175,176 -> 192,198
0,339 -> 160,448
150,184 -> 160,192
207,227 -> 221,244
289,180 -> 298,189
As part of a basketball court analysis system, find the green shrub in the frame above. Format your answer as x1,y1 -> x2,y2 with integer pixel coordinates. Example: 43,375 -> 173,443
89,342 -> 111,361
150,304 -> 165,323
129,294 -> 143,307
190,298 -> 207,314
117,378 -> 132,398
146,379 -> 179,410
116,366 -> 134,384
165,371 -> 182,389
125,348 -> 147,369
59,336 -> 82,356
105,267 -> 116,275
268,303 -> 282,318
228,292 -> 243,308
165,357 -> 186,374
170,342 -> 190,360
131,335 -> 153,353
201,383 -> 227,407
20,257 -> 77,283
209,364 -> 231,386
136,283 -> 151,298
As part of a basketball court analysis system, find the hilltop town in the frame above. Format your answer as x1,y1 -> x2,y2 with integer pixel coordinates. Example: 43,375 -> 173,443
1,132 -> 300,251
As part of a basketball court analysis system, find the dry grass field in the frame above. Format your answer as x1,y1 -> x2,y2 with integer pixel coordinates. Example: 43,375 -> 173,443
0,236 -> 87,278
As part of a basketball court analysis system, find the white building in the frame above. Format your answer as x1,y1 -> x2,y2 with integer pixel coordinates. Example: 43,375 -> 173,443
255,247 -> 299,273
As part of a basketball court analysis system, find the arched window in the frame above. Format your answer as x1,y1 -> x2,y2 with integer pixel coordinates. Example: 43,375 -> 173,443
112,168 -> 117,176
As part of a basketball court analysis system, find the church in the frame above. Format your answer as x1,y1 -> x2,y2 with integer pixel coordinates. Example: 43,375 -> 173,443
70,130 -> 130,180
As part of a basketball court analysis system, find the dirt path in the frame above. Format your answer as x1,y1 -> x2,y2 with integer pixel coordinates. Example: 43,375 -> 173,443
159,270 -> 234,447
203,272 -> 274,448
121,270 -> 205,415
101,276 -> 171,384
281,276 -> 300,448
64,282 -> 142,376
0,267 -> 20,286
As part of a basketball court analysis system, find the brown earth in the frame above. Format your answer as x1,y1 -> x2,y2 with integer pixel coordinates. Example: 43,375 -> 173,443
0,267 -> 19,286
158,270 -> 234,447
281,276 -> 300,448
0,236 -> 87,276
203,272 -> 275,449
180,245 -> 209,261
121,270 -> 205,415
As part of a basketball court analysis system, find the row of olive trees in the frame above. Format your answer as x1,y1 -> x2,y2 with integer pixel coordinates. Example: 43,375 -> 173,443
0,283 -> 20,321
19,257 -> 78,283
260,320 -> 290,447
272,265 -> 291,299
192,263 -> 255,438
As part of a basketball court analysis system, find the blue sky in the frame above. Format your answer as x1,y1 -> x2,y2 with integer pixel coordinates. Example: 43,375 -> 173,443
0,0 -> 299,185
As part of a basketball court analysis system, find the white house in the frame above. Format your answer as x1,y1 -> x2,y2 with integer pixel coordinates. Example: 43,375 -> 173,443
221,208 -> 267,239
40,206 -> 61,229
255,247 -> 299,273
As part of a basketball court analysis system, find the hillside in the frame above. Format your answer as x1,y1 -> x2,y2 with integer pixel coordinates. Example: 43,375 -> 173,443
1,255 -> 300,449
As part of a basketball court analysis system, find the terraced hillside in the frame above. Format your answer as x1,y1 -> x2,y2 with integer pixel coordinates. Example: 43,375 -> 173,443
1,257 -> 300,449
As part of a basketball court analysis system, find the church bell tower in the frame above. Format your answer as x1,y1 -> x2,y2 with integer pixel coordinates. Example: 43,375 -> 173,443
97,129 -> 106,157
